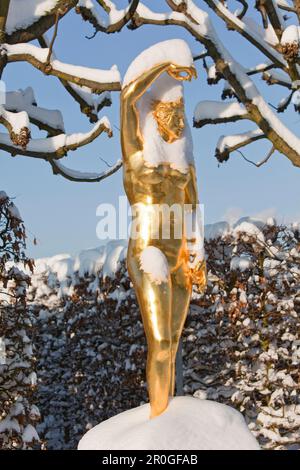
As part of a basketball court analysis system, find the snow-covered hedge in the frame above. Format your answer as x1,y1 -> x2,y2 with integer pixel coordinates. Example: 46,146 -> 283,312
27,217 -> 300,450
0,192 -> 40,450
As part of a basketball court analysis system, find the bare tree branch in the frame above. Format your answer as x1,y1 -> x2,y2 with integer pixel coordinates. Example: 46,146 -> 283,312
236,0 -> 248,19
203,59 -> 222,84
246,63 -> 275,76
193,50 -> 208,61
269,91 -> 294,113
236,145 -> 276,167
45,7 -> 62,67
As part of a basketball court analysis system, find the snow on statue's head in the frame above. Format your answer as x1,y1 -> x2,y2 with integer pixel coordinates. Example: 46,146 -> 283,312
149,73 -> 184,102
123,40 -> 195,173
123,39 -> 194,90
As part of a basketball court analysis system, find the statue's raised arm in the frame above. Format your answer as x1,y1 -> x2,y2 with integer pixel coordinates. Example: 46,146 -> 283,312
121,61 -> 196,158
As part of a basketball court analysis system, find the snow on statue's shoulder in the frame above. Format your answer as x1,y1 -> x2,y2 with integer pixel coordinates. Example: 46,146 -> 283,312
78,396 -> 260,450
123,39 -> 193,88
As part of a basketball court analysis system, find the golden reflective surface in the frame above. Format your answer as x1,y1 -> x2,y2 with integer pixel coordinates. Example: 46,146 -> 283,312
121,62 -> 206,418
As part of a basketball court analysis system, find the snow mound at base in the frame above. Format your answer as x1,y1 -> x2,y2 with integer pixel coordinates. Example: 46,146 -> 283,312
78,396 -> 260,450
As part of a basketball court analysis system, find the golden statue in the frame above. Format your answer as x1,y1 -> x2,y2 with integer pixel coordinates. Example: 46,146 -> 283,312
120,40 -> 206,419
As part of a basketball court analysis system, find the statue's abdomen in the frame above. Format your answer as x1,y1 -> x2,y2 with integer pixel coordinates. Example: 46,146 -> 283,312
124,157 -> 190,205
124,157 -> 190,270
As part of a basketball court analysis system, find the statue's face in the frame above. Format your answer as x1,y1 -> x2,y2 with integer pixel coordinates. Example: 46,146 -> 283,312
153,98 -> 185,143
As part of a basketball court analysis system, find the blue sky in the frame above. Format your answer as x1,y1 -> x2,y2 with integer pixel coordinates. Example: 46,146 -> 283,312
1,2 -> 300,258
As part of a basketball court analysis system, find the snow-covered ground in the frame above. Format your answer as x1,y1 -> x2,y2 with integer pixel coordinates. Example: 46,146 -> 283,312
78,396 -> 260,450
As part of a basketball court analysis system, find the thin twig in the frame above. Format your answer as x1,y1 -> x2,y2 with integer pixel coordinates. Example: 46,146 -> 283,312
99,156 -> 113,167
236,0 -> 248,19
269,92 -> 294,114
45,8 -> 62,66
236,146 -> 275,167
193,51 -> 208,62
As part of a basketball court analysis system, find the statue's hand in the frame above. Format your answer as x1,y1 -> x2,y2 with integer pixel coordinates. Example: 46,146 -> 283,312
184,206 -> 205,291
188,255 -> 207,293
167,64 -> 197,82
188,250 -> 203,268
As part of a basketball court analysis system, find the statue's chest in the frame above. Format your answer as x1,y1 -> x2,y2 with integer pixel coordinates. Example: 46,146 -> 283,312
127,153 -> 190,190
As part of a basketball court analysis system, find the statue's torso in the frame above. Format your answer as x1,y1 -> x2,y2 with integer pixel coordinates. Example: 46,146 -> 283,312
120,90 -> 196,268
123,150 -> 191,206
123,153 -> 192,269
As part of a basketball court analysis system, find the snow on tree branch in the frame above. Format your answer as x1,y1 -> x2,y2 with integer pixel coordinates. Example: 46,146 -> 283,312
0,5 -> 120,184
60,83 -> 112,122
0,105 -> 30,148
5,0 -> 78,44
1,42 -> 121,93
49,157 -> 122,182
215,129 -> 265,163
204,1 -> 300,81
1,0 -> 300,179
269,1 -> 286,35
262,69 -> 293,88
193,101 -> 248,127
0,116 -> 112,160
203,0 -> 286,67
5,87 -> 65,135
76,0 -> 140,35
234,0 -> 248,20
37,35 -> 112,123
276,0 -> 296,14
131,1 -> 300,167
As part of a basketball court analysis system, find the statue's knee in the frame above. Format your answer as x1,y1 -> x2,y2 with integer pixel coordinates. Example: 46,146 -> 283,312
149,339 -> 171,363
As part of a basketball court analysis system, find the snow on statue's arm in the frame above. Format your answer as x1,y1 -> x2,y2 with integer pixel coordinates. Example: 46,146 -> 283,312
121,62 -> 176,156
184,166 -> 206,292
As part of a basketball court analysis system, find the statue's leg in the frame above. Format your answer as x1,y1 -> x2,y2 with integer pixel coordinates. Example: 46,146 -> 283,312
169,263 -> 192,397
127,248 -> 172,418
